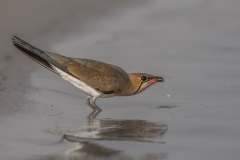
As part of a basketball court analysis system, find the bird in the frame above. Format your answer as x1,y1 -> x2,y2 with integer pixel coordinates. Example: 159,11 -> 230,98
12,36 -> 164,112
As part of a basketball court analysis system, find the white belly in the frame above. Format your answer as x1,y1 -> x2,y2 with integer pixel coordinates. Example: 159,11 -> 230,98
51,65 -> 101,97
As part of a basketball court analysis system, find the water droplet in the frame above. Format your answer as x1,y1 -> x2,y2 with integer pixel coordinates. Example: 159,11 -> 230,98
167,94 -> 170,98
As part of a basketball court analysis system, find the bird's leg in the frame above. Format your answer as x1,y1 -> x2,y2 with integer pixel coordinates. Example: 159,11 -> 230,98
86,96 -> 95,110
92,97 -> 102,111
87,96 -> 102,119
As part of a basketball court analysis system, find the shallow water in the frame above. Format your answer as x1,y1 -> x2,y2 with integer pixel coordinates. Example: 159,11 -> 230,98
1,0 -> 240,160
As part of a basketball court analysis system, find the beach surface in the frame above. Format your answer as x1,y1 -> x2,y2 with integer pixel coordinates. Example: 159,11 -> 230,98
1,0 -> 240,160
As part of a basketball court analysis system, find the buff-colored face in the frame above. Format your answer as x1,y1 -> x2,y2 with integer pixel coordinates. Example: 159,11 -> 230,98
128,73 -> 164,95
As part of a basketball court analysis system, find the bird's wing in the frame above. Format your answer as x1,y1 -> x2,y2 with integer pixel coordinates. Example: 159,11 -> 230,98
12,36 -> 128,94
46,52 -> 129,94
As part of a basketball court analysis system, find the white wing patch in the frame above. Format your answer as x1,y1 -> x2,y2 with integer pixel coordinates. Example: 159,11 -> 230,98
51,65 -> 101,97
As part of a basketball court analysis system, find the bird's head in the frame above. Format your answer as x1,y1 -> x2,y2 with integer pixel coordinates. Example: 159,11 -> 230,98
128,73 -> 164,95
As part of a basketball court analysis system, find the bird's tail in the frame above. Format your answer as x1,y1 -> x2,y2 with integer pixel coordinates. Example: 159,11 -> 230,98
12,36 -> 62,74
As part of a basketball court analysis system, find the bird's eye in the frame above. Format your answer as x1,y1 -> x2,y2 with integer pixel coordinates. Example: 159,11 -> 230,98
141,75 -> 148,82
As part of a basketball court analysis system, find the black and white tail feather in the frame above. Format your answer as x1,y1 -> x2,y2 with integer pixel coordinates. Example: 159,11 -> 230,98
12,36 -> 70,75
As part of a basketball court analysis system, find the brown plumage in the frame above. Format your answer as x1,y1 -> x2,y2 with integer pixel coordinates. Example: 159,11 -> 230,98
12,36 -> 164,113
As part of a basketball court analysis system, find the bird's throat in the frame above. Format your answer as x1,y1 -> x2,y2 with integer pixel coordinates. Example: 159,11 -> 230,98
133,82 -> 143,95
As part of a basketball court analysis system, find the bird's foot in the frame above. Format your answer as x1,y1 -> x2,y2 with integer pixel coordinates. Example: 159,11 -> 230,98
93,102 -> 102,111
86,96 -> 102,119
87,108 -> 101,120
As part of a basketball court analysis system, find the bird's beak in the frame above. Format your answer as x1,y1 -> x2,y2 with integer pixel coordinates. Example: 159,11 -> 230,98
156,76 -> 164,82
148,76 -> 164,83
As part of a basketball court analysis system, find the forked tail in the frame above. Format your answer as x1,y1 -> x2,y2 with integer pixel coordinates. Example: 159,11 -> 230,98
12,36 -> 69,75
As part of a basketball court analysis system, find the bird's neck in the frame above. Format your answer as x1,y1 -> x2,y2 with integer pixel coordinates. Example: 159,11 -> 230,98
120,74 -> 141,96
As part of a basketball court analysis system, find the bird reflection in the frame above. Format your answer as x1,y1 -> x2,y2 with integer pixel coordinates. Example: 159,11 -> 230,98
64,118 -> 167,143
62,118 -> 168,159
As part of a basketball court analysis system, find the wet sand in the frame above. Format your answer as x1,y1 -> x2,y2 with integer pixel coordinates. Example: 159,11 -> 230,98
1,0 -> 240,160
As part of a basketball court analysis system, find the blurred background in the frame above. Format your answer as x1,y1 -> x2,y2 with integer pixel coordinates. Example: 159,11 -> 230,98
0,0 -> 240,160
